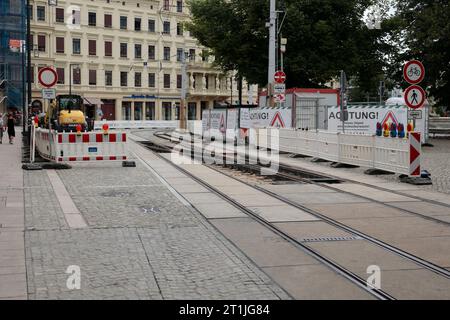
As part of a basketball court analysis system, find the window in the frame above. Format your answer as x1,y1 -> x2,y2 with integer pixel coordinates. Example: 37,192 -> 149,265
71,9 -> 80,25
55,8 -> 64,23
104,14 -> 112,28
148,73 -> 155,88
30,65 -> 34,83
37,6 -> 45,21
164,74 -> 170,88
88,12 -> 96,26
56,68 -> 65,84
189,49 -> 195,61
120,16 -> 127,29
73,67 -> 81,85
177,1 -> 183,13
134,44 -> 142,59
134,102 -> 143,120
177,23 -> 183,36
162,102 -> 172,120
135,18 -> 141,31
163,21 -> 170,34
37,35 -> 45,52
135,72 -> 141,87
29,34 -> 34,51
29,5 -> 33,20
163,47 -> 170,61
56,37 -> 64,53
122,102 -> 131,120
163,0 -> 170,11
176,48 -> 183,62
120,43 -> 127,58
148,19 -> 155,32
120,72 -> 127,86
72,39 -> 81,54
177,74 -> 182,89
145,102 -> 155,120
188,102 -> 197,120
148,45 -> 155,60
88,40 -> 96,56
104,41 -> 112,57
202,49 -> 209,62
105,70 -> 113,86
89,70 -> 97,85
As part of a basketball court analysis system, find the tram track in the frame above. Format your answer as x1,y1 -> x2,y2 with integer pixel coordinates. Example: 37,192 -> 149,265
137,147 -> 395,300
133,131 -> 450,286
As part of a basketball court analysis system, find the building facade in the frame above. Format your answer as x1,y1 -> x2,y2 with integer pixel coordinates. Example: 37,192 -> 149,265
30,0 -> 257,121
0,0 -> 27,116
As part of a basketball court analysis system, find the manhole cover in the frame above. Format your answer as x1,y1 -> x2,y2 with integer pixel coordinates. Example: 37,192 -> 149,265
101,191 -> 134,197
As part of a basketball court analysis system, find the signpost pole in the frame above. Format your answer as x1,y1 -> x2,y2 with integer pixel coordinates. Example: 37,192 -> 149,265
267,0 -> 276,108
179,49 -> 187,130
340,70 -> 347,133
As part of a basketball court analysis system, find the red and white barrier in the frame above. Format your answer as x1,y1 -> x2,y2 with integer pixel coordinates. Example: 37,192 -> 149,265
409,132 -> 421,177
35,128 -> 128,163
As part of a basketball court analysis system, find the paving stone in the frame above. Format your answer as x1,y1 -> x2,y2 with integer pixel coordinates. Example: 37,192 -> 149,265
262,264 -> 375,300
22,143 -> 288,300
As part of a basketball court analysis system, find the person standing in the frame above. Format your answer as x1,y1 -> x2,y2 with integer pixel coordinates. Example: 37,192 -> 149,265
7,113 -> 15,144
0,113 -> 4,144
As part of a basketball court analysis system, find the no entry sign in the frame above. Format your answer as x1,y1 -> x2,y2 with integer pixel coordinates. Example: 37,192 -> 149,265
38,67 -> 58,88
403,60 -> 425,84
274,71 -> 286,84
405,85 -> 426,109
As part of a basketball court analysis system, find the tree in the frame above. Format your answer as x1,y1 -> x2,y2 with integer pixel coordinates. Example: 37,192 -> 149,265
387,1 -> 450,107
187,0 -> 388,96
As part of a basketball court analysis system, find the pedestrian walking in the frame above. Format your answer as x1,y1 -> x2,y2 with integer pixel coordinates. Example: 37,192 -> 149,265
0,113 -> 4,144
7,113 -> 15,144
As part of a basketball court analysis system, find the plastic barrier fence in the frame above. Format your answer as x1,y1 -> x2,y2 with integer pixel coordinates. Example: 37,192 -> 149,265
35,127 -> 128,163
256,128 -> 421,176
93,120 -> 201,130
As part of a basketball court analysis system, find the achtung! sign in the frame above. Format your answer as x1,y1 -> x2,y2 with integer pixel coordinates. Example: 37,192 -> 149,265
327,105 -> 426,142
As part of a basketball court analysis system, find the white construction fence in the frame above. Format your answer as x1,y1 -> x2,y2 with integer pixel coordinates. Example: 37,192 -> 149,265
93,120 -> 200,130
256,128 -> 421,176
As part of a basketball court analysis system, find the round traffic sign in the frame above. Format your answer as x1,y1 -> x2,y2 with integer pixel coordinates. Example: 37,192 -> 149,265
404,85 -> 426,110
38,67 -> 58,88
403,60 -> 425,84
274,71 -> 286,84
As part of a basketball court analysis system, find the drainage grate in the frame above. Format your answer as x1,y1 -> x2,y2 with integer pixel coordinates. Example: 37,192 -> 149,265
101,191 -> 134,198
300,236 -> 362,243
140,206 -> 160,214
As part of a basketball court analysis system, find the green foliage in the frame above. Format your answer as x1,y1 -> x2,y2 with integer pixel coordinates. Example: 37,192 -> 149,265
387,1 -> 450,107
187,0 -> 388,94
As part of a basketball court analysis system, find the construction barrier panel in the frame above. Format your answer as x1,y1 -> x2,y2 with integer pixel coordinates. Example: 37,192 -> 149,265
93,120 -> 201,130
256,128 -> 420,176
35,127 -> 128,163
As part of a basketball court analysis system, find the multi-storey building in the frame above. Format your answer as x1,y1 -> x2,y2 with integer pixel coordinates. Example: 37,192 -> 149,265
30,0 -> 257,121
0,0 -> 27,116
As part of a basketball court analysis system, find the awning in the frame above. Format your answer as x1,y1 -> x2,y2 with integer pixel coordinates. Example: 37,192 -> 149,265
83,97 -> 103,105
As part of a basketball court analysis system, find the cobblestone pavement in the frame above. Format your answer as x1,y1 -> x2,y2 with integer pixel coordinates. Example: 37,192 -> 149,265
421,139 -> 450,194
23,160 -> 289,299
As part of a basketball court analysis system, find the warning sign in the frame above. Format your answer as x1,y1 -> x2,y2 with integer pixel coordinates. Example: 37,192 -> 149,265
240,108 -> 291,129
270,112 -> 286,128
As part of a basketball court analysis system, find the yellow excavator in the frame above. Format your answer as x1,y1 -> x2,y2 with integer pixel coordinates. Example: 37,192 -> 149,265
41,95 -> 89,132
